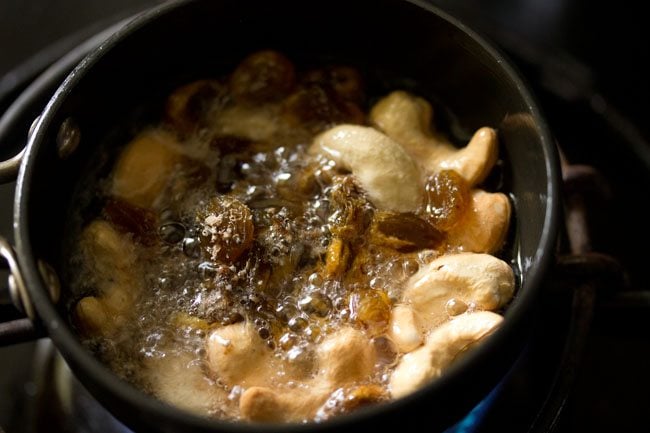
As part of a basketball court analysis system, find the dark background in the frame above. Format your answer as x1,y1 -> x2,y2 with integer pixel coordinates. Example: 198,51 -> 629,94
1,1 -> 648,432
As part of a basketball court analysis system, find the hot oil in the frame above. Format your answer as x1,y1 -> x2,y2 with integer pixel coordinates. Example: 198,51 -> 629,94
65,51 -> 520,422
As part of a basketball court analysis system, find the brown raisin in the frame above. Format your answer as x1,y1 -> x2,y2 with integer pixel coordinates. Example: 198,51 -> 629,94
165,80 -> 224,136
370,211 -> 444,252
103,198 -> 157,245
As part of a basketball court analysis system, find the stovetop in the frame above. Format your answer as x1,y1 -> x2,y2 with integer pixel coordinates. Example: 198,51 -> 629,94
1,1 -> 649,433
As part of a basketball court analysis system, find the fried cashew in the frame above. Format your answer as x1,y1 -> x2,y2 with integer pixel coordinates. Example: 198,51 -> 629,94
73,220 -> 141,336
447,190 -> 511,254
390,311 -> 503,398
213,104 -> 279,142
239,385 -> 328,423
144,350 -> 231,417
310,125 -> 423,212
370,91 -> 498,186
403,252 -> 514,332
317,326 -> 376,386
205,321 -> 276,388
78,219 -> 139,276
112,130 -> 185,209
388,304 -> 423,353
238,326 -> 376,423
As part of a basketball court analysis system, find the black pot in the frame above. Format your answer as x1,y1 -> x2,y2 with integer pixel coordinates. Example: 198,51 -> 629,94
0,0 -> 560,432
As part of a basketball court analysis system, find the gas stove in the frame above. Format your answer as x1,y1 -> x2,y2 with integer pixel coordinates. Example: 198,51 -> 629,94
1,1 -> 648,433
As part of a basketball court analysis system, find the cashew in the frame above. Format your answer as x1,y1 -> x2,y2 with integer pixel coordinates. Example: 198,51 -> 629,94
370,91 -> 498,186
205,321 -> 276,388
317,326 -> 376,386
112,130 -> 184,209
388,304 -> 423,353
240,385 -> 328,423
390,311 -> 503,398
144,350 -> 231,417
310,125 -> 423,212
74,296 -> 111,335
447,190 -> 511,254
239,326 -> 376,422
403,252 -> 514,331
214,104 -> 279,142
74,220 -> 141,336
74,279 -> 139,336
79,220 -> 138,277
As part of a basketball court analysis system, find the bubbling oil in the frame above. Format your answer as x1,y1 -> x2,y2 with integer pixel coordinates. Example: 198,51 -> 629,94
66,50 -> 516,423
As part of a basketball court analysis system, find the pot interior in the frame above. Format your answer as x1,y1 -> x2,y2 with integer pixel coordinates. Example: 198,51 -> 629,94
17,0 -> 559,431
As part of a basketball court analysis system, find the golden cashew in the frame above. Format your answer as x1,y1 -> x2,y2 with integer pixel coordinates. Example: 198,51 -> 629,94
388,304 -> 423,353
79,220 -> 138,277
214,104 -> 280,142
144,351 -> 231,417
238,326 -> 376,422
74,220 -> 141,336
74,276 -> 142,334
74,287 -> 139,336
370,91 -> 498,186
310,125 -> 423,212
447,190 -> 511,254
403,252 -> 514,331
240,385 -> 329,423
74,296 -> 112,335
317,326 -> 376,386
390,311 -> 503,398
112,130 -> 184,209
205,321 -> 276,388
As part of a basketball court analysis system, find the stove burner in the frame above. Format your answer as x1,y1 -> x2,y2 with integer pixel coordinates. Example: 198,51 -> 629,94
23,340 -> 133,433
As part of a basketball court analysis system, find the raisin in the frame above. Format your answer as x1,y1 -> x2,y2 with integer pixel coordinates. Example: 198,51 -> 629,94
303,66 -> 365,104
328,175 -> 373,242
324,238 -> 350,278
199,196 -> 254,263
423,170 -> 471,231
230,50 -> 295,104
103,198 -> 157,245
209,135 -> 253,153
370,211 -> 444,252
349,289 -> 391,336
165,79 -> 224,136
341,384 -> 387,411
281,84 -> 365,134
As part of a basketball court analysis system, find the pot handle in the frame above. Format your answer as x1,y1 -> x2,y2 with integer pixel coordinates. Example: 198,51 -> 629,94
0,149 -> 25,184
0,236 -> 44,345
0,16 -> 133,185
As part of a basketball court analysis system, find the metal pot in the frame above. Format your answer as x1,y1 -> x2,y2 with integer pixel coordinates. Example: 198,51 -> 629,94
0,0 -> 560,432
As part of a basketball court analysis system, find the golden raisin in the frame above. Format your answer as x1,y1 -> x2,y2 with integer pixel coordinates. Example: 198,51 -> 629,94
349,289 -> 391,336
324,237 -> 350,278
165,79 -> 224,136
370,211 -> 444,252
343,384 -> 387,411
303,66 -> 365,104
423,170 -> 470,231
199,196 -> 254,263
230,50 -> 296,104
281,85 -> 365,134
328,175 -> 373,242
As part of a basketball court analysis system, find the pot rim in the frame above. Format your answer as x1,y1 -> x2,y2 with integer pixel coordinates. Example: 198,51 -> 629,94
13,0 -> 560,431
